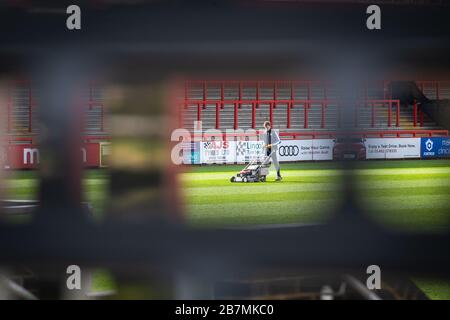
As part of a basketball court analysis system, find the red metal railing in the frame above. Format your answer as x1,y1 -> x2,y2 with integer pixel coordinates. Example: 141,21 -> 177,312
412,99 -> 426,127
1,137 -> 35,144
279,130 -> 449,139
4,82 -> 106,134
182,80 -> 450,130
183,80 -> 325,130
182,97 -> 401,129
1,136 -> 112,145
194,129 -> 448,141
11,131 -> 442,144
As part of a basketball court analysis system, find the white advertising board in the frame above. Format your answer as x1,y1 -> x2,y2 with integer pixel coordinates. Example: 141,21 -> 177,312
365,138 -> 421,159
235,140 -> 265,164
200,140 -> 236,164
199,139 -> 335,164
197,137 -> 421,164
277,139 -> 334,162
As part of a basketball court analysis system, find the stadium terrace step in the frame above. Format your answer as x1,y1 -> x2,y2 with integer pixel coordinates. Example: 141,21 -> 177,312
182,87 -> 442,133
2,85 -> 107,135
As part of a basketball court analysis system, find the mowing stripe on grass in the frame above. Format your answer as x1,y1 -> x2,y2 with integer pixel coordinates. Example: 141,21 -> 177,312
184,182 -> 342,196
368,207 -> 450,232
364,194 -> 450,211
185,178 -> 450,198
187,199 -> 334,226
181,166 -> 450,180
186,190 -> 340,205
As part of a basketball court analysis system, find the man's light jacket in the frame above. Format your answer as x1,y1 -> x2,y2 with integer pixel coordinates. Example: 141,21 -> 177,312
261,129 -> 281,150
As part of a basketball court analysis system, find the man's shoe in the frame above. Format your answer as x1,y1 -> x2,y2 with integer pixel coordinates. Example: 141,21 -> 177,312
275,176 -> 283,181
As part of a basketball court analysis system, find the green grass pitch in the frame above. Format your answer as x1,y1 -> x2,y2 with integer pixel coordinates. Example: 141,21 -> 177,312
2,160 -> 449,299
181,160 -> 450,232
181,159 -> 450,299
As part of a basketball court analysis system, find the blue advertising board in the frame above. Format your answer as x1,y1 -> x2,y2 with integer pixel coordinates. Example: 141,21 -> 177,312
181,141 -> 201,164
192,141 -> 201,164
421,137 -> 450,158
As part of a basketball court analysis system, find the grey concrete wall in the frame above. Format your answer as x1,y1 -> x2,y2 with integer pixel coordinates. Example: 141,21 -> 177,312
422,100 -> 450,130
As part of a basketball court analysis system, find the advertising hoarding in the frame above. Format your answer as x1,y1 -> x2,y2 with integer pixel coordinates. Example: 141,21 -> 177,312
365,138 -> 421,159
421,137 -> 450,158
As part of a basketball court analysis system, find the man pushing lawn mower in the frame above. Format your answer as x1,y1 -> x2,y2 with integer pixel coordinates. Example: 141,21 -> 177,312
262,121 -> 282,181
229,121 -> 282,183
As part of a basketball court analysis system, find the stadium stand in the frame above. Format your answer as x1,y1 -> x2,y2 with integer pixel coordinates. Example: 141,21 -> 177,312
180,80 -> 449,137
4,80 -> 447,139
1,82 -> 110,169
1,81 -> 107,138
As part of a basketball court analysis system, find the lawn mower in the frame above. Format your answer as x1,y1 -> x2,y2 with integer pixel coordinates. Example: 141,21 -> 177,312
230,151 -> 274,183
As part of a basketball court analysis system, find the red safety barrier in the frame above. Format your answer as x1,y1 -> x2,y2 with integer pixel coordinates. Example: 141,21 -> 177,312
279,130 -> 449,139
357,99 -> 401,128
182,80 -> 450,131
193,129 -> 449,141
0,136 -> 35,142
420,109 -> 424,127
413,99 -> 418,127
1,135 -> 111,144
184,80 -> 325,129
181,80 -> 422,130
183,97 -> 402,130
4,82 -> 106,134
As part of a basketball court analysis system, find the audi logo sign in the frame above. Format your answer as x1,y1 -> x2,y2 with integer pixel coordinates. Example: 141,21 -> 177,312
277,140 -> 335,161
278,145 -> 300,157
